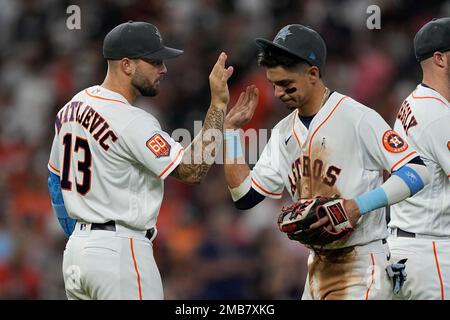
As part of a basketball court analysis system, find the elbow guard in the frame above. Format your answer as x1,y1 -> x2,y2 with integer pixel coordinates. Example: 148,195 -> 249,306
48,171 -> 76,237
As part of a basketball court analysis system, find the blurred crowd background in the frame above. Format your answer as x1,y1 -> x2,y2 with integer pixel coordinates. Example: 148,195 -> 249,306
0,0 -> 448,299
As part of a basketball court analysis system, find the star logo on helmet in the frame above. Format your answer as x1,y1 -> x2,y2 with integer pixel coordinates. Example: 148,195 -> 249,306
308,52 -> 317,61
275,26 -> 293,42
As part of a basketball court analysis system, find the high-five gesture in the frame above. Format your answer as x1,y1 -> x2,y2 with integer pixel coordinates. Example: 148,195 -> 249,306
209,52 -> 234,108
225,85 -> 259,130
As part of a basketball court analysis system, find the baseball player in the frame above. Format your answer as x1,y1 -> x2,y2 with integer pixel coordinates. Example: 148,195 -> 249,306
223,24 -> 430,299
47,21 -> 235,299
388,18 -> 450,300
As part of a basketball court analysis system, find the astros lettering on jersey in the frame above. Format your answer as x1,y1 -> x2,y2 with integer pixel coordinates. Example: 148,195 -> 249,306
249,91 -> 417,249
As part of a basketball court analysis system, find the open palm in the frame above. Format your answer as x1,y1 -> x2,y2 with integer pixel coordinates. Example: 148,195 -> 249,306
225,85 -> 259,130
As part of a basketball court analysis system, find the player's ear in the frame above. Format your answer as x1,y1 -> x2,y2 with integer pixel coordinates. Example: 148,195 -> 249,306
441,51 -> 450,69
432,52 -> 446,69
307,66 -> 320,84
120,58 -> 135,76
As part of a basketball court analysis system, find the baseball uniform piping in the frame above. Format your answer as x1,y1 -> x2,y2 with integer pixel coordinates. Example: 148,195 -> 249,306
48,162 -> 60,174
84,89 -> 128,105
390,151 -> 417,172
292,110 -> 302,147
365,253 -> 375,300
411,91 -> 448,107
251,178 -> 282,197
432,241 -> 445,300
130,238 -> 143,300
159,147 -> 184,178
308,96 -> 347,160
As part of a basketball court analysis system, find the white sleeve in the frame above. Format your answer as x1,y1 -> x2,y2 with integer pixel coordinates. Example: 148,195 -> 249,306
250,130 -> 285,199
48,135 -> 60,175
120,114 -> 184,180
420,115 -> 450,177
358,109 -> 418,173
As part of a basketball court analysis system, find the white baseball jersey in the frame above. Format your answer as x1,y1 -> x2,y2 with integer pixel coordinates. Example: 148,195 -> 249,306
250,91 -> 418,249
389,84 -> 450,236
48,85 -> 184,231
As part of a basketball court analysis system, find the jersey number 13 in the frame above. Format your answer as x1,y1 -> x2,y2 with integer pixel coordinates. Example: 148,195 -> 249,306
61,133 -> 92,195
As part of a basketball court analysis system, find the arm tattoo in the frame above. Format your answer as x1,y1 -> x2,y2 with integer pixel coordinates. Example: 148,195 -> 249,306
170,105 -> 225,184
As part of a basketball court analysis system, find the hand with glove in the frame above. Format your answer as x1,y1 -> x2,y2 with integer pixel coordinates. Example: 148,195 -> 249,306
277,196 -> 360,246
386,258 -> 408,295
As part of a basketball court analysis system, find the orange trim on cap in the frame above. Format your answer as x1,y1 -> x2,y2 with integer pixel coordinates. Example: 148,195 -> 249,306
433,241 -> 445,300
412,90 -> 448,107
365,253 -> 375,300
85,89 -> 128,105
292,110 -> 302,147
130,238 -> 143,300
48,162 -> 60,174
390,151 -> 417,172
308,96 -> 347,160
251,178 -> 282,197
159,147 -> 184,178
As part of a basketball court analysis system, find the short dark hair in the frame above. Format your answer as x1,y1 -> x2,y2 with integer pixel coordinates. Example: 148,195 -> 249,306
257,46 -> 310,69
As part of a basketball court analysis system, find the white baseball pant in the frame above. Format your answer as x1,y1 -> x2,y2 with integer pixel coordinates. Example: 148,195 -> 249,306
388,228 -> 450,300
301,239 -> 393,300
62,221 -> 163,300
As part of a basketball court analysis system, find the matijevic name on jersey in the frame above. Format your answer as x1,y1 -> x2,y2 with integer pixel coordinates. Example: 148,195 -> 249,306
54,101 -> 118,151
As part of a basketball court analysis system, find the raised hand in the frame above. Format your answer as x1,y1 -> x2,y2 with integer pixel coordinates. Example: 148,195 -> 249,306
209,52 -> 234,108
225,85 -> 259,130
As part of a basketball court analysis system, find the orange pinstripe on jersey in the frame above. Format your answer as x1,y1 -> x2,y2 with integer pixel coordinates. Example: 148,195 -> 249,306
433,241 -> 445,300
412,90 -> 448,107
48,162 -> 60,174
292,110 -> 302,147
306,96 -> 347,194
308,96 -> 347,160
158,148 -> 184,178
85,89 -> 128,105
390,151 -> 417,172
251,178 -> 282,197
130,238 -> 143,300
365,253 -> 375,300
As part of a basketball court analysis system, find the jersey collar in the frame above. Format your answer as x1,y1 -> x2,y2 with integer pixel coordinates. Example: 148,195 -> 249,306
415,84 -> 450,107
291,92 -> 345,148
85,85 -> 131,105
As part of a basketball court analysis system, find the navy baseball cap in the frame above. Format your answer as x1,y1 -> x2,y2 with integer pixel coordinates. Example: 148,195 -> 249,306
103,21 -> 183,60
255,24 -> 327,72
414,17 -> 450,62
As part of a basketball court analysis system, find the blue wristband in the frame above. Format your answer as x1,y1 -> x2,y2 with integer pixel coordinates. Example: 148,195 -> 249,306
354,187 -> 388,215
224,130 -> 243,159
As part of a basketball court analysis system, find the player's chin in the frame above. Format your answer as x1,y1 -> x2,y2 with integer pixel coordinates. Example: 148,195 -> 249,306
138,82 -> 159,97
139,86 -> 159,97
283,100 -> 297,110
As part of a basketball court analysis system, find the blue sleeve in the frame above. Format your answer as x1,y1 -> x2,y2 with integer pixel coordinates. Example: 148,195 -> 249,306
48,170 -> 76,237
234,187 -> 265,210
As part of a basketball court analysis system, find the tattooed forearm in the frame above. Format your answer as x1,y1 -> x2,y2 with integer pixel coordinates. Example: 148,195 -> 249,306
171,105 -> 225,184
